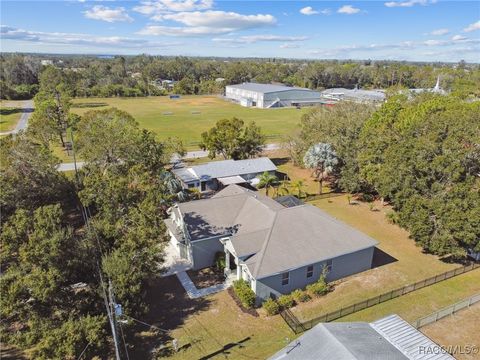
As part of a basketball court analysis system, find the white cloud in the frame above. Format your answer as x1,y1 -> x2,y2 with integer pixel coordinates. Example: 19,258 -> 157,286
464,20 -> 480,32
337,5 -> 361,15
133,0 -> 213,20
429,28 -> 449,36
308,36 -> 479,58
384,0 -> 436,8
0,25 -> 179,49
138,10 -> 276,36
280,43 -> 300,49
213,35 -> 308,44
300,6 -> 318,15
452,35 -> 467,41
300,6 -> 331,15
84,5 -> 133,23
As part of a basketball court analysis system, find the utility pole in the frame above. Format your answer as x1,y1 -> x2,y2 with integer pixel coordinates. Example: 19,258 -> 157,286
108,280 -> 122,360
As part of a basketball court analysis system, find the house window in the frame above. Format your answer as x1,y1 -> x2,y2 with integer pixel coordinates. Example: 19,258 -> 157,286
326,259 -> 333,272
281,272 -> 289,286
187,183 -> 195,189
306,265 -> 314,278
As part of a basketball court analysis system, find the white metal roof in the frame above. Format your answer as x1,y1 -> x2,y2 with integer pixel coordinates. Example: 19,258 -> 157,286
371,314 -> 454,360
217,175 -> 247,185
172,157 -> 277,183
226,82 -> 314,94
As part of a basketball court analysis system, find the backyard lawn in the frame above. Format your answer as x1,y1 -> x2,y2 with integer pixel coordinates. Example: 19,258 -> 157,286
0,100 -> 24,132
71,96 -> 308,148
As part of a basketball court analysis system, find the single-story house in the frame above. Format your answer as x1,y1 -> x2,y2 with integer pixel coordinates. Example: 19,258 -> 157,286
269,314 -> 454,360
164,185 -> 378,303
171,157 -> 277,193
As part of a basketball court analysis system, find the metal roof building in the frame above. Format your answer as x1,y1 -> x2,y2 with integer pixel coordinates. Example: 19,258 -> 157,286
269,314 -> 454,360
321,88 -> 386,103
225,83 -> 322,108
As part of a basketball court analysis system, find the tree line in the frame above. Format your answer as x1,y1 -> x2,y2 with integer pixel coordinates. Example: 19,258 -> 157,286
2,53 -> 479,100
0,68 -> 187,358
286,94 -> 480,259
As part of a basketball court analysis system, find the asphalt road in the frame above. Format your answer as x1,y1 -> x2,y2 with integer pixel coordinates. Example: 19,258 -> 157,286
0,100 -> 34,136
57,143 -> 282,172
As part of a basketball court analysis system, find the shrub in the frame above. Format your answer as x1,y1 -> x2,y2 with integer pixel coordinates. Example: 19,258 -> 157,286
233,279 -> 255,309
306,276 -> 329,297
359,193 -> 374,202
214,252 -> 225,271
262,298 -> 280,316
291,289 -> 311,303
277,294 -> 295,309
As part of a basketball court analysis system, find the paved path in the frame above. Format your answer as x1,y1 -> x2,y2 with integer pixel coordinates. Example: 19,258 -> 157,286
175,271 -> 233,299
0,100 -> 34,136
58,143 -> 281,172
57,161 -> 85,172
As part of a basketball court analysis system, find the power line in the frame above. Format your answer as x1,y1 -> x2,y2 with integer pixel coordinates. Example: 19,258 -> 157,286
69,128 -> 122,360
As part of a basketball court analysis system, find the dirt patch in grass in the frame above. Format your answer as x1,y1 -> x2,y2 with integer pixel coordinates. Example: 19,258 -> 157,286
421,303 -> 480,360
187,267 -> 224,289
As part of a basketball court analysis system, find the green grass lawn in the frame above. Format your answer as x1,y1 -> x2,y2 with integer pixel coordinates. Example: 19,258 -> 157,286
71,96 -> 308,149
0,100 -> 25,132
338,269 -> 480,323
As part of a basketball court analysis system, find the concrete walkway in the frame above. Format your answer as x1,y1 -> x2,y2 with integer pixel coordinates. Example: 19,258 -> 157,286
161,241 -> 192,277
176,271 -> 233,299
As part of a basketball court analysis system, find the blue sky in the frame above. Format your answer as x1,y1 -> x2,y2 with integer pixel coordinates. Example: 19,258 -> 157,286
1,0 -> 479,62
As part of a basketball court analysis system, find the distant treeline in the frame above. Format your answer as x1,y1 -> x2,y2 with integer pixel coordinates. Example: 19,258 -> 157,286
1,53 -> 479,100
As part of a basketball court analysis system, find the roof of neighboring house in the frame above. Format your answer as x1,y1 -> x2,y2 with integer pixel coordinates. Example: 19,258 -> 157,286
226,82 -> 316,94
171,158 -> 277,183
177,185 -> 378,276
269,314 -> 453,360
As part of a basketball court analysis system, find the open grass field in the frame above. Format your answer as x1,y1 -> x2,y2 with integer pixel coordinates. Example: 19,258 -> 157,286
0,100 -> 24,132
71,96 -> 308,149
421,303 -> 480,360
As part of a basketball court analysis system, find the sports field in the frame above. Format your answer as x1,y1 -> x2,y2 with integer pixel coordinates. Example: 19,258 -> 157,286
71,96 -> 308,148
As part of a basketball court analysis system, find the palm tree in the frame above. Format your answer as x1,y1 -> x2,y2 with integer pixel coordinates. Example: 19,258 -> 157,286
291,179 -> 306,199
303,143 -> 338,194
258,171 -> 278,197
278,180 -> 291,196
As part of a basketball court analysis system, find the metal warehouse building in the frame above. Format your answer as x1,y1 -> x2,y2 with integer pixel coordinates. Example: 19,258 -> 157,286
225,83 -> 322,108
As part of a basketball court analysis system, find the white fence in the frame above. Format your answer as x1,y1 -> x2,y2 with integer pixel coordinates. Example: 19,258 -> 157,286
412,293 -> 480,329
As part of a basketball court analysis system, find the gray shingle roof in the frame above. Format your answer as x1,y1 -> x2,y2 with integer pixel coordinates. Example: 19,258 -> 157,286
172,158 -> 277,183
177,185 -> 378,277
226,83 -> 313,94
269,314 -> 453,360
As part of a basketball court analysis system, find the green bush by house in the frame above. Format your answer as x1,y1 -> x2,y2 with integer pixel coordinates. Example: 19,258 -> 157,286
262,298 -> 280,316
306,275 -> 329,297
233,279 -> 256,309
277,294 -> 295,309
291,289 -> 311,303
